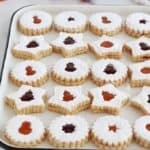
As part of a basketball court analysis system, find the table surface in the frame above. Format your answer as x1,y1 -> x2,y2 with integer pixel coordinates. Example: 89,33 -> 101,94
0,0 -> 137,149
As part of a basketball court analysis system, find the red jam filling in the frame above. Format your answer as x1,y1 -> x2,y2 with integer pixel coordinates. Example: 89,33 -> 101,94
25,66 -> 36,76
102,91 -> 116,101
18,121 -> 32,135
100,41 -> 113,48
63,91 -> 74,102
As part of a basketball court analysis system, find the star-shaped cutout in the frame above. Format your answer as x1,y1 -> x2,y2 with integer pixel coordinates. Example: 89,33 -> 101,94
48,86 -> 91,114
131,86 -> 150,115
12,35 -> 52,60
5,85 -> 47,114
50,32 -> 88,57
88,84 -> 129,115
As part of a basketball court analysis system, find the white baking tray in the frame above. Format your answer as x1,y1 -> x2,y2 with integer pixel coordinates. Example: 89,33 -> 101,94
0,4 -> 149,149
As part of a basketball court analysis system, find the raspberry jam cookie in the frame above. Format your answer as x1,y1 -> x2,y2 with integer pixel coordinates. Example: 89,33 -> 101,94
89,84 -> 129,115
131,86 -> 150,115
12,35 -> 52,60
91,59 -> 128,86
89,12 -> 122,36
91,116 -> 133,150
9,60 -> 48,87
88,35 -> 123,59
129,60 -> 150,87
134,116 -> 150,148
123,37 -> 150,62
18,10 -> 52,35
4,115 -> 45,147
5,85 -> 47,114
48,86 -> 90,114
47,115 -> 89,148
51,32 -> 88,57
125,12 -> 150,37
51,58 -> 89,85
54,11 -> 87,33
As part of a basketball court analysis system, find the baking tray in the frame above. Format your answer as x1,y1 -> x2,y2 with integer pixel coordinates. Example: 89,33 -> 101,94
0,4 -> 149,150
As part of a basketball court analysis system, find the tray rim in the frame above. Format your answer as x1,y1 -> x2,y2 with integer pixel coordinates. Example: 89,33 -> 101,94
0,4 -> 149,150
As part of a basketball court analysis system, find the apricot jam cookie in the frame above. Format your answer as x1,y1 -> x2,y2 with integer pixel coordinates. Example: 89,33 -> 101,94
134,116 -> 150,148
50,32 -> 88,57
89,84 -> 129,115
129,60 -> 150,87
48,86 -> 90,114
88,35 -> 123,59
47,115 -> 89,148
89,12 -> 122,36
131,86 -> 150,115
123,37 -> 150,62
9,60 -> 48,87
5,85 -> 47,114
12,35 -> 52,60
54,11 -> 87,33
51,58 -> 89,85
4,115 -> 45,147
91,116 -> 133,150
125,12 -> 150,37
91,59 -> 128,86
18,10 -> 52,35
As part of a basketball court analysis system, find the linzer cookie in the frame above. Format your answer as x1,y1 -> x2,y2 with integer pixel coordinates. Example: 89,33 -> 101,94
89,84 -> 129,115
12,35 -> 52,60
50,32 -> 88,57
88,35 -> 123,59
47,115 -> 89,148
129,60 -> 150,87
54,11 -> 87,33
48,86 -> 91,114
51,58 -> 89,85
4,115 -> 45,147
5,85 -> 47,114
91,59 -> 128,86
9,60 -> 48,87
18,10 -> 52,35
123,37 -> 150,62
134,116 -> 150,148
89,12 -> 122,36
91,116 -> 133,150
131,86 -> 150,115
125,12 -> 150,37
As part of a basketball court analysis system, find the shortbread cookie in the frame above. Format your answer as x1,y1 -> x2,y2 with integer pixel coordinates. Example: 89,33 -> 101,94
9,60 -> 48,87
125,12 -> 150,37
51,32 -> 88,57
54,11 -> 87,33
12,35 -> 52,60
89,84 -> 129,115
91,116 -> 133,150
51,58 -> 89,85
89,35 -> 123,59
18,10 -> 52,35
48,115 -> 89,148
4,115 -> 45,147
129,60 -> 150,87
48,86 -> 90,114
123,37 -> 150,62
91,59 -> 128,86
134,116 -> 150,148
5,85 -> 47,114
89,12 -> 122,36
131,86 -> 150,115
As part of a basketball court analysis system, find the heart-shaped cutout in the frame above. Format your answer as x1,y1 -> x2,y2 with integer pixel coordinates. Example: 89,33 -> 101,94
139,42 -> 150,51
21,90 -> 34,101
25,66 -> 36,76
109,125 -> 117,132
65,62 -> 76,72
68,17 -> 75,21
18,121 -> 32,135
26,41 -> 39,48
139,19 -> 147,24
146,123 -> 150,131
100,41 -> 113,48
63,91 -> 74,102
101,16 -> 111,24
62,124 -> 75,133
141,67 -> 150,74
102,91 -> 116,101
103,64 -> 116,74
64,36 -> 75,45
33,16 -> 41,24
